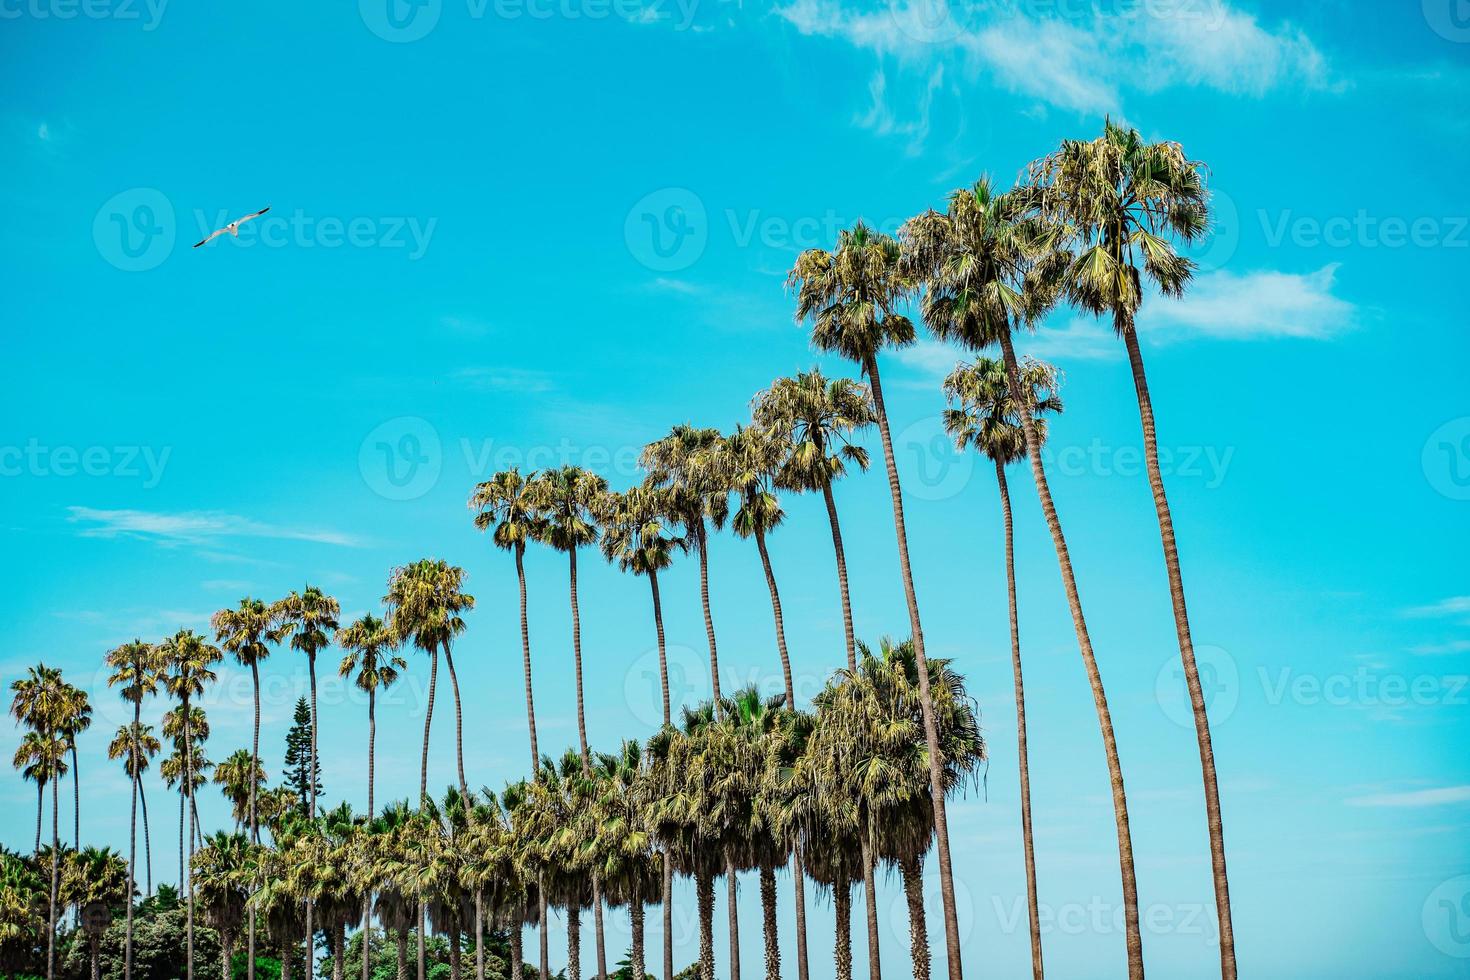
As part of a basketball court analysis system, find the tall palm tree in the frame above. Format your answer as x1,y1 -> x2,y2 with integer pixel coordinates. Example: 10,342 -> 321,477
162,705 -> 212,858
10,663 -> 70,980
641,424 -> 730,703
469,468 -> 551,980
338,612 -> 406,980
107,722 -> 160,898
596,481 -> 686,980
58,684 -> 91,853
529,464 -> 611,980
1029,119 -> 1235,978
901,176 -> 1145,977
384,558 -> 474,980
752,370 -> 875,673
788,223 -> 965,980
942,354 -> 1061,980
212,596 -> 279,980
60,845 -> 130,980
106,639 -> 163,980
160,629 -> 222,980
14,730 -> 59,854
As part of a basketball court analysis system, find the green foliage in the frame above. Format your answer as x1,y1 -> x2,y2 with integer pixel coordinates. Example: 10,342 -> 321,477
281,696 -> 322,810
232,951 -> 282,980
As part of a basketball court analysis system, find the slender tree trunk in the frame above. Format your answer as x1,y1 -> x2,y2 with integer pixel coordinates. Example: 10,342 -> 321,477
661,852 -> 674,980
592,887 -> 608,980
792,846 -> 811,980
997,328 -> 1143,978
860,837 -> 881,980
695,526 -> 721,702
282,938 -> 294,980
567,905 -> 582,980
475,891 -> 485,980
753,527 -> 794,704
630,891 -> 645,980
140,779 -> 153,896
449,928 -> 462,980
900,855 -> 928,980
995,460 -> 1044,980
833,885 -> 852,980
538,889 -> 549,980
649,569 -> 670,727
34,781 -> 42,853
70,742 -> 80,851
91,937 -> 102,980
695,871 -> 714,980
178,790 -> 185,887
306,654 -> 319,980
864,355 -> 962,980
419,647 -> 439,980
250,661 -> 261,980
128,704 -> 141,980
820,482 -> 858,674
516,545 -> 539,769
221,930 -> 234,980
510,918 -> 523,980
759,862 -> 780,980
725,852 -> 741,980
568,548 -> 607,980
1121,323 -> 1236,979
443,641 -> 468,797
47,752 -> 58,980
335,924 -> 347,980
184,701 -> 196,980
396,929 -> 409,980
365,688 -> 376,980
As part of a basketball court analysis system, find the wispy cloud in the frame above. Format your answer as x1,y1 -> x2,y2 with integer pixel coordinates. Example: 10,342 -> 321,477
1345,785 -> 1470,808
450,367 -> 556,394
1404,596 -> 1470,619
1142,264 -> 1356,341
648,276 -> 704,295
66,507 -> 361,547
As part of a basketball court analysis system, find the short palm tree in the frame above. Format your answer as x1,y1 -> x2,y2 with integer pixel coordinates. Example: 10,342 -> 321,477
942,354 -> 1061,980
902,175 -> 1144,977
58,684 -> 91,852
641,424 -> 730,703
1028,119 -> 1235,978
789,222 -> 965,980
106,638 -> 164,980
107,722 -> 160,898
590,742 -> 660,980
60,845 -> 130,980
10,663 -> 70,980
159,629 -> 222,980
192,832 -> 251,980
338,612 -> 406,980
274,587 -> 340,823
213,750 -> 267,831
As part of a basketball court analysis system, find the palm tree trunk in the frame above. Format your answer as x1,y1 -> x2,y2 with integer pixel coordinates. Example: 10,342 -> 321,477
661,851 -> 674,980
128,704 -> 141,980
820,482 -> 858,674
899,854 -> 927,980
396,929 -> 409,980
759,862 -> 779,980
34,781 -> 42,853
515,544 -> 539,769
695,525 -> 721,703
567,905 -> 582,980
475,892 -> 485,980
859,837 -> 881,980
791,845 -> 811,980
592,886 -> 608,980
443,641 -> 468,797
184,701 -> 196,980
1120,322 -> 1235,979
538,888 -> 549,980
47,760 -> 58,980
282,937 -> 294,980
725,851 -> 741,980
649,569 -> 670,727
753,526 -> 794,705
864,354 -> 962,980
250,662 -> 262,980
510,918 -> 523,980
630,889 -> 645,980
365,689 -> 376,980
140,779 -> 153,896
221,929 -> 235,980
568,547 -> 607,980
833,885 -> 852,980
449,929 -> 462,980
995,459 -> 1044,980
306,654 -> 320,980
178,790 -> 185,887
997,328 -> 1143,979
695,871 -> 714,980
419,646 -> 439,980
91,936 -> 102,980
70,741 -> 80,850
332,924 -> 345,980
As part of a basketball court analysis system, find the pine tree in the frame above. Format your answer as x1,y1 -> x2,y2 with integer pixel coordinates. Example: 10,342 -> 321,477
281,696 -> 321,813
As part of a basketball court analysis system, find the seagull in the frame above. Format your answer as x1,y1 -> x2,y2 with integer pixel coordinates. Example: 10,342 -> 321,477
193,206 -> 270,248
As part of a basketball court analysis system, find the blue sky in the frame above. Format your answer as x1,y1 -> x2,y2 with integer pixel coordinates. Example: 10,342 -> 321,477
2,0 -> 1468,976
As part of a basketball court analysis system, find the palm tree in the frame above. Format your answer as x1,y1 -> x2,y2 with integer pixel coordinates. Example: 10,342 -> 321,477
752,370 -> 875,673
60,845 -> 130,980
596,481 -> 686,980
58,684 -> 91,853
641,424 -> 730,703
214,750 -> 268,831
788,223 -> 964,980
942,354 -> 1061,980
10,663 -> 69,980
106,639 -> 163,980
1029,119 -> 1235,978
312,803 -> 365,980
529,464 -> 611,980
338,612 -> 407,980
384,558 -> 474,980
274,587 -> 341,823
160,628 -> 223,980
192,832 -> 251,980
162,705 -> 212,858
590,742 -> 659,980
365,801 -> 417,980
107,722 -> 160,897
213,596 -> 279,980
902,176 -> 1144,977
469,468 -> 551,980
521,753 -> 596,980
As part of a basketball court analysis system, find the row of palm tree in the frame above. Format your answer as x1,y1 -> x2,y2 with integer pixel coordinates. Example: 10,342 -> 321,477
6,118 -> 1235,980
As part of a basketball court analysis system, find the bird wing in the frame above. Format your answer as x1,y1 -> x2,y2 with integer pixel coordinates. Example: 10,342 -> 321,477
193,227 -> 228,248
235,206 -> 270,224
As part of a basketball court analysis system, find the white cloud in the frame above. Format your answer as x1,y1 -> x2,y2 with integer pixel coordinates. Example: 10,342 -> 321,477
1411,640 -> 1470,656
1142,263 -> 1355,340
1021,317 -> 1121,361
1403,596 -> 1470,618
66,507 -> 360,547
1345,785 -> 1470,808
450,367 -> 555,393
857,65 -> 946,148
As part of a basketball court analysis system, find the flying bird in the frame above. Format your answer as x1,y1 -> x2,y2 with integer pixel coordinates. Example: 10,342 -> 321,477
193,206 -> 271,248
